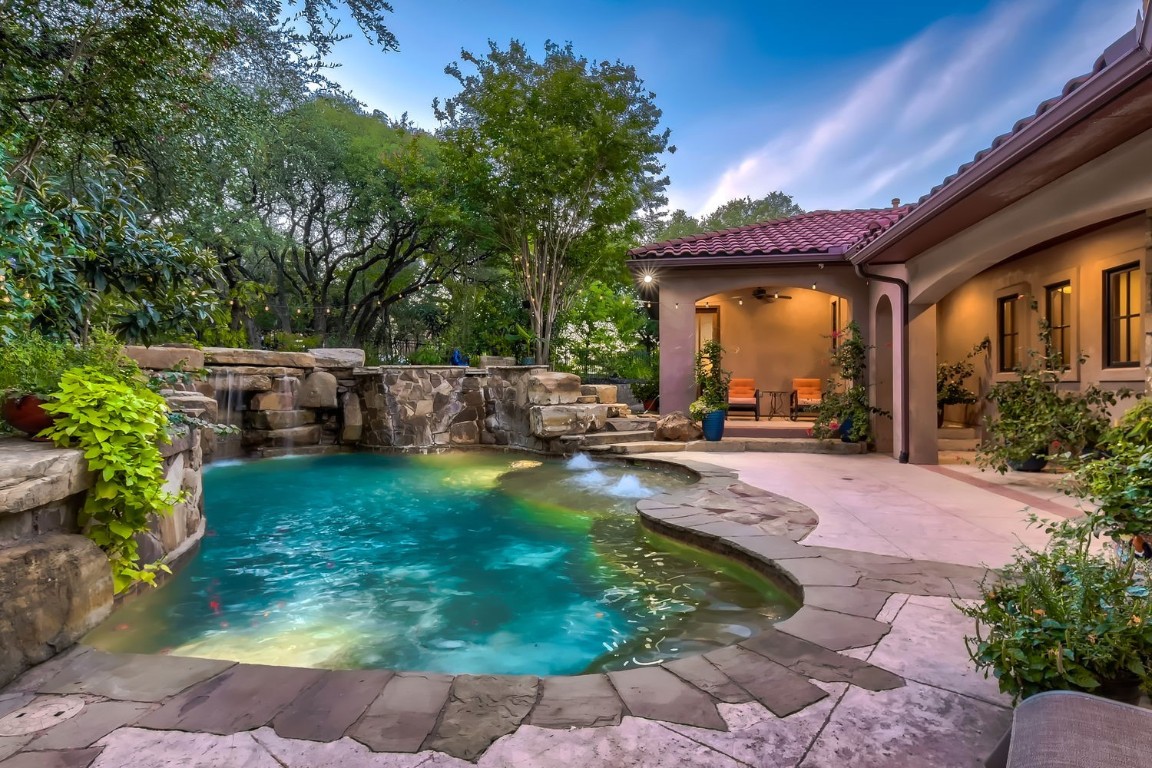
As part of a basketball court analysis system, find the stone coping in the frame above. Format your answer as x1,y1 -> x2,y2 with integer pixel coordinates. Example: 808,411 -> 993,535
1,455 -> 991,763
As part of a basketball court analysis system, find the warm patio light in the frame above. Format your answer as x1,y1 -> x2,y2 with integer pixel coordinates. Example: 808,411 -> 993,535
642,274 -> 653,284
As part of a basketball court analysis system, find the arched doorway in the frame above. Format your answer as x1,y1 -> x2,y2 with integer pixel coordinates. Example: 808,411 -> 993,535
874,295 -> 895,454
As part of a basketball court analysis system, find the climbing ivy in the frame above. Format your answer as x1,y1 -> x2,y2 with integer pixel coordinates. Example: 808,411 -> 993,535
42,368 -> 177,592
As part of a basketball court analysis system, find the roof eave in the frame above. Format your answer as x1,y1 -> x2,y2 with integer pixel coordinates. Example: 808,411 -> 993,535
628,250 -> 847,271
851,37 -> 1152,266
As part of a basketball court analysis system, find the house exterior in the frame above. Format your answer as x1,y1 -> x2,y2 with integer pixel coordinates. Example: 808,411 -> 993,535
630,6 -> 1152,464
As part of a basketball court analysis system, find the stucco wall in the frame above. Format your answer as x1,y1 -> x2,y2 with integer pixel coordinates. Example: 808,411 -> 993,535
936,214 -> 1146,422
695,287 -> 843,393
657,265 -> 869,415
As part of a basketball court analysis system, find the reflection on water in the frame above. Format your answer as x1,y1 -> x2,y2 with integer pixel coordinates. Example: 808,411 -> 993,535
86,453 -> 796,674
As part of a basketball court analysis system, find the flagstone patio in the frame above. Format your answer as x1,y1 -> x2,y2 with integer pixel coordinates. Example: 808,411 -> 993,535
0,452 -> 1052,767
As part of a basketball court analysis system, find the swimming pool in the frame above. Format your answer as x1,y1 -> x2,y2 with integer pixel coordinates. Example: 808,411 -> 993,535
85,452 -> 796,675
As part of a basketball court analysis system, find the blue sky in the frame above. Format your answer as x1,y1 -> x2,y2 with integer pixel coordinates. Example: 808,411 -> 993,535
328,0 -> 1141,215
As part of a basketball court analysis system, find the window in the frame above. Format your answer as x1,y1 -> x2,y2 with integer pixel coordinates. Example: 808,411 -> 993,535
1044,281 -> 1072,369
1105,263 -> 1140,367
997,295 -> 1020,372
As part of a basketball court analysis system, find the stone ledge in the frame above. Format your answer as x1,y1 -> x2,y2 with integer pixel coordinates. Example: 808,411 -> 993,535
0,439 -> 91,517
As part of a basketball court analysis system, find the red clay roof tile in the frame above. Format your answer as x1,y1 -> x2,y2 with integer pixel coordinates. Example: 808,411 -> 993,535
629,207 -> 911,260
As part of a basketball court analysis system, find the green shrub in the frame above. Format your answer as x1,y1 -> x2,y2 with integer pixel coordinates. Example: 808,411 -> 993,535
0,329 -> 135,396
960,534 -> 1152,703
689,340 -> 729,421
43,368 -> 177,592
813,322 -> 886,442
1065,398 -> 1152,542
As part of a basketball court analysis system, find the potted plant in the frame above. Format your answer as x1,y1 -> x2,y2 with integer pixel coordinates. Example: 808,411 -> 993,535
937,339 -> 988,427
960,530 -> 1152,705
0,330 -> 134,437
690,339 -> 730,441
631,377 -> 659,413
813,322 -> 887,443
978,325 -> 1123,473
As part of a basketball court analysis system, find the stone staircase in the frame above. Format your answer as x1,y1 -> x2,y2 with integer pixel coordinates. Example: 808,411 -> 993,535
938,425 -> 979,452
559,417 -> 657,450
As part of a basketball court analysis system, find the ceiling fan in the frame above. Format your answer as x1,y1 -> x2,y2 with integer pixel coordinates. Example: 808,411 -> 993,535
751,287 -> 793,303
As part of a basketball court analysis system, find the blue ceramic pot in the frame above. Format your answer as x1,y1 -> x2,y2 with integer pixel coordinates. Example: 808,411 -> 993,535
701,410 -> 726,441
838,415 -> 855,443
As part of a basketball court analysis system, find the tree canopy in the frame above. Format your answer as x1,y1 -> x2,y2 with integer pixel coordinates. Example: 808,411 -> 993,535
646,191 -> 804,242
435,40 -> 673,364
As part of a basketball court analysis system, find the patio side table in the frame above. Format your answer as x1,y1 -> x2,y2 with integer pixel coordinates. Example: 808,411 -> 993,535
760,390 -> 791,420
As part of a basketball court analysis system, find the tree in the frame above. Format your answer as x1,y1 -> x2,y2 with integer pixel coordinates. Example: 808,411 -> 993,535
233,98 -> 491,349
648,191 -> 804,242
435,40 -> 672,364
0,0 -> 398,174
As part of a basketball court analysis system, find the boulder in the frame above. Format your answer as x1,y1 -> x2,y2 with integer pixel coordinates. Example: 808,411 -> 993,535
249,391 -> 295,411
0,533 -> 114,687
242,425 -> 322,448
248,410 -> 316,430
297,371 -> 339,409
529,404 -> 609,438
654,411 -> 703,441
203,347 -> 317,368
580,384 -> 619,404
164,392 -> 218,421
123,345 -> 205,371
449,421 -> 479,444
526,372 -> 582,406
308,348 -> 366,369
342,393 -> 363,444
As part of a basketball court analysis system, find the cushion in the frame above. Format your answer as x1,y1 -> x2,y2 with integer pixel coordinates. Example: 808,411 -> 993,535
729,397 -> 757,406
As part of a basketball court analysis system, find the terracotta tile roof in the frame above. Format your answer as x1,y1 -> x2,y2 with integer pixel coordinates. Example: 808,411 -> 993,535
629,207 -> 912,260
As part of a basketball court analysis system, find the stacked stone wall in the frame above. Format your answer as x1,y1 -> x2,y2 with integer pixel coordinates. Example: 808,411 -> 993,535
0,391 -> 207,687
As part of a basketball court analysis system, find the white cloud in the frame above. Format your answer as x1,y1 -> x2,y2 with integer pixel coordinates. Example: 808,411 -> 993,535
675,0 -> 1138,215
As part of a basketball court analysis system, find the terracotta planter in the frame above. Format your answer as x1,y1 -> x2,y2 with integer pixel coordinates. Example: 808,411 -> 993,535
2,394 -> 54,438
642,397 -> 658,413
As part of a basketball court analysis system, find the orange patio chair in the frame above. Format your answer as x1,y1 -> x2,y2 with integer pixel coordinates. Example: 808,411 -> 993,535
789,378 -> 823,420
728,378 -> 760,420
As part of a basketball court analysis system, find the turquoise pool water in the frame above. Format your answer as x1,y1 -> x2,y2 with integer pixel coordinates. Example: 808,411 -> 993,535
86,453 -> 796,675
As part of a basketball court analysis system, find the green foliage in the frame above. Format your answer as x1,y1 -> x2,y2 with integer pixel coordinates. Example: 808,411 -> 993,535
42,368 -> 177,593
1065,399 -> 1152,542
813,322 -> 885,442
0,149 -> 223,342
938,339 -> 989,407
690,340 -> 730,421
436,40 -> 671,363
553,281 -> 649,378
646,192 -> 804,242
960,533 -> 1152,703
0,329 -> 134,396
978,326 -> 1125,473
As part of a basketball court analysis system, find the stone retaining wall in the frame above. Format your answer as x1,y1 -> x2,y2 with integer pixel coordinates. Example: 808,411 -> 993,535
0,393 -> 207,688
126,344 -> 637,456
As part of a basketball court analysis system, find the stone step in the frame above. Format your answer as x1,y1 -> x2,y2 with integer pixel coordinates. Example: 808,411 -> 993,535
587,441 -> 686,454
937,426 -> 977,440
938,438 -> 980,451
607,417 -> 657,432
559,430 -> 655,447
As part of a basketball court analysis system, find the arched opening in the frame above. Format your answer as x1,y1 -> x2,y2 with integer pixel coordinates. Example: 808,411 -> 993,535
874,295 -> 895,454
694,286 -> 852,396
